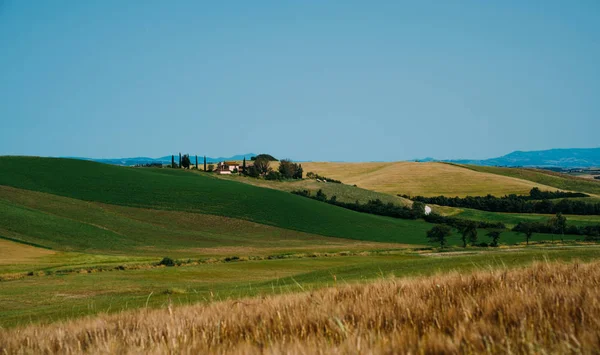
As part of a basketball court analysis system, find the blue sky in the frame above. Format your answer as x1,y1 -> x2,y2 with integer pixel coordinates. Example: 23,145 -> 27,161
1,0 -> 598,161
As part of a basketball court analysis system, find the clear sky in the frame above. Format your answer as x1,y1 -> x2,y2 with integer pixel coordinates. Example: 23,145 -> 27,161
1,1 -> 599,161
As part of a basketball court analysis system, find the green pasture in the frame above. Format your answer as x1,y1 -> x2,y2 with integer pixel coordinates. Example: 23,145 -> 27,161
457,208 -> 600,228
1,246 -> 598,328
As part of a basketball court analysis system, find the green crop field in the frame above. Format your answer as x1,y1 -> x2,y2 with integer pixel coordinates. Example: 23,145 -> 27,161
2,185 -> 405,257
0,157 -> 433,246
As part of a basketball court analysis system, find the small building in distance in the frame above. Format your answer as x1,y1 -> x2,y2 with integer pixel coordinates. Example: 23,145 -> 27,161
216,161 -> 240,175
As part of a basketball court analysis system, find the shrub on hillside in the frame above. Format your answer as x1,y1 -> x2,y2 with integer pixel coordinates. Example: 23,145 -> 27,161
158,257 -> 176,267
306,172 -> 342,184
266,170 -> 283,181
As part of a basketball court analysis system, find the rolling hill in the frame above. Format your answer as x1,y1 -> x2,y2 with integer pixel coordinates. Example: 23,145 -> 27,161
299,162 -> 560,197
461,165 -> 600,196
0,157 -> 433,253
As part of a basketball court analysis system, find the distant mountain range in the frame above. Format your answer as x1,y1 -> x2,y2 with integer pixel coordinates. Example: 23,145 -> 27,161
73,153 -> 257,166
418,148 -> 600,168
72,148 -> 600,168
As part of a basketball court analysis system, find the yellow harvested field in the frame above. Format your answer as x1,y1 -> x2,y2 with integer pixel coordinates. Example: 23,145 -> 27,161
0,239 -> 55,265
301,162 -> 559,197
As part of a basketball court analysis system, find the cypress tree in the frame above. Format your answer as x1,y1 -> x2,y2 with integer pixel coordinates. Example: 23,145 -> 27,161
179,153 -> 182,168
204,156 -> 207,171
171,155 -> 175,168
243,157 -> 246,174
195,155 -> 198,169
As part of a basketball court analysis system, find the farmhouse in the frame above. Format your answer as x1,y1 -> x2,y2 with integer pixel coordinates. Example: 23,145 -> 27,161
216,161 -> 240,175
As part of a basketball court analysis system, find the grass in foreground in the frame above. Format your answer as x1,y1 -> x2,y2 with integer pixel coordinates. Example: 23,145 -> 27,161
1,260 -> 599,354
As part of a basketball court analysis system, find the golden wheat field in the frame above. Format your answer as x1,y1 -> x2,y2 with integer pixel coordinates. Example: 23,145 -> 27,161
2,260 -> 599,354
300,162 -> 559,197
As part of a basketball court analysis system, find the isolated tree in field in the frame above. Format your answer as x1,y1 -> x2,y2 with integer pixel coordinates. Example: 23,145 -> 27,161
204,156 -> 207,171
171,155 -> 175,168
426,224 -> 452,248
548,212 -> 567,242
195,155 -> 198,169
181,154 -> 191,169
514,221 -> 535,245
458,222 -> 478,248
486,230 -> 502,247
253,157 -> 271,176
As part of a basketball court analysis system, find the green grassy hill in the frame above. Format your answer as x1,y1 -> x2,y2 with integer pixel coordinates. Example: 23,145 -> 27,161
0,157 -> 433,250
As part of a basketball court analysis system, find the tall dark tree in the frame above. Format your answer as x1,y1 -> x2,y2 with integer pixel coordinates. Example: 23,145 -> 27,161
195,155 -> 198,169
171,155 -> 175,168
253,157 -> 271,176
294,163 -> 303,179
549,212 -> 567,242
458,222 -> 478,248
181,154 -> 191,169
514,222 -> 535,245
411,201 -> 426,218
426,225 -> 452,248
178,153 -> 182,168
278,159 -> 296,179
487,230 -> 502,247
204,156 -> 207,171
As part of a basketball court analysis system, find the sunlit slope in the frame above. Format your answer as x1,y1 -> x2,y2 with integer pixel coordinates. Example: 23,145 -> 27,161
213,173 -> 412,206
461,165 -> 600,196
0,157 -> 432,246
300,162 -> 558,197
